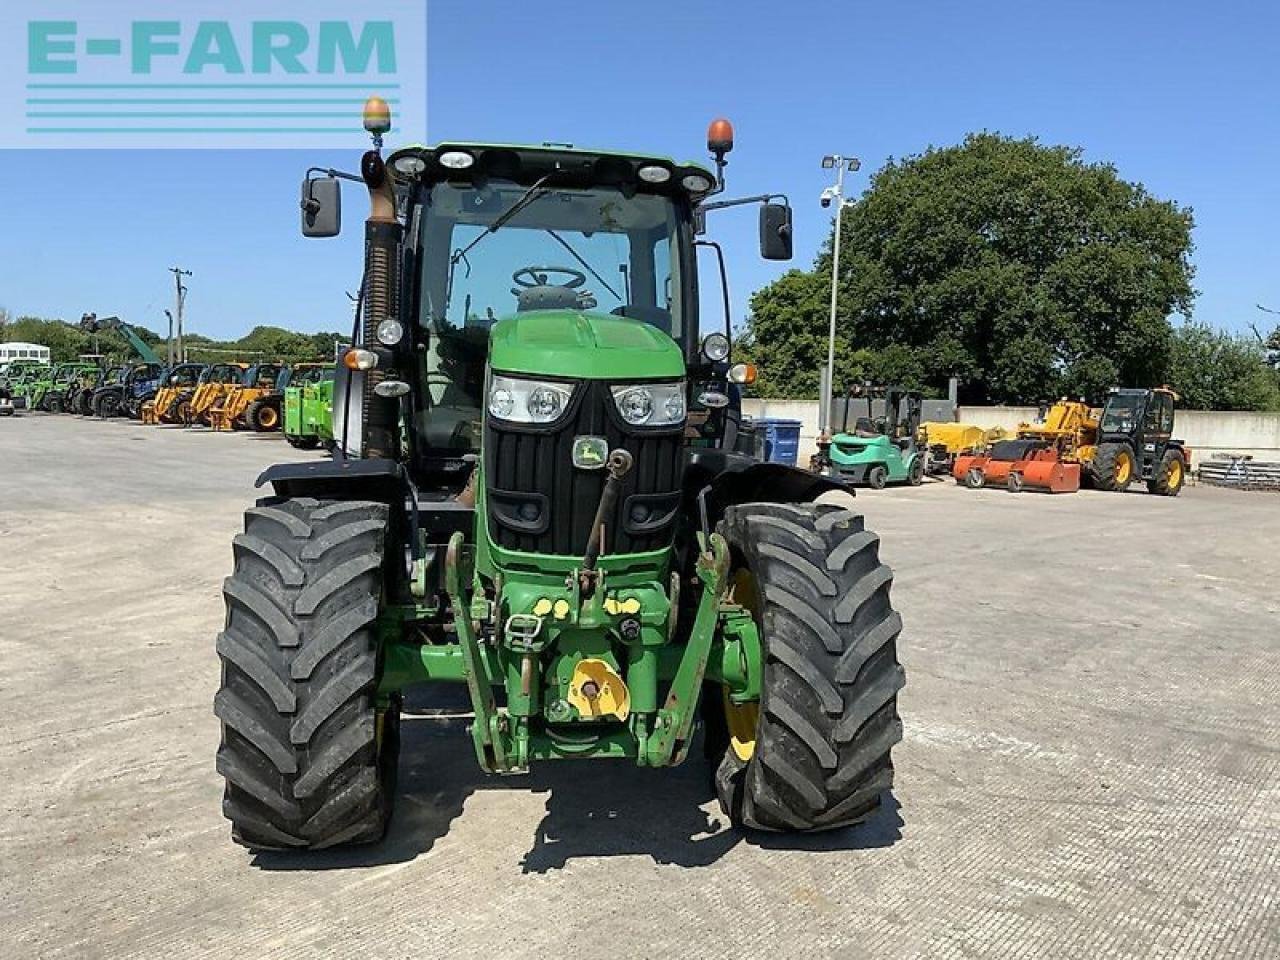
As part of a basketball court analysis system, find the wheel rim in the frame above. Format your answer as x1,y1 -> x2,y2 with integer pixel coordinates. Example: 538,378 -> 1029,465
1115,453 -> 1132,485
725,567 -> 761,762
260,406 -> 279,428
1168,458 -> 1183,488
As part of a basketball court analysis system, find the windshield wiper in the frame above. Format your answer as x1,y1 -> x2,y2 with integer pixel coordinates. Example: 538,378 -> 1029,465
449,173 -> 555,268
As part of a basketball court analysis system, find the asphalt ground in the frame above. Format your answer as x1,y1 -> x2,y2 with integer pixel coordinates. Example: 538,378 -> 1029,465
1,413 -> 1276,959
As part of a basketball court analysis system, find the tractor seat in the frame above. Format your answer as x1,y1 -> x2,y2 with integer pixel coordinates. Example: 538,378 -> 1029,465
514,285 -> 580,312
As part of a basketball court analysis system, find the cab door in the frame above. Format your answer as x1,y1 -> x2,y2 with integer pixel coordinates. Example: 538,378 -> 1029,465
1140,392 -> 1173,472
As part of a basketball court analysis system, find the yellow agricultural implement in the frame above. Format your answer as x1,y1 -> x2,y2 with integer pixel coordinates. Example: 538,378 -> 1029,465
921,421 -> 1007,475
142,362 -> 208,424
209,363 -> 289,432
187,363 -> 249,427
954,400 -> 1100,493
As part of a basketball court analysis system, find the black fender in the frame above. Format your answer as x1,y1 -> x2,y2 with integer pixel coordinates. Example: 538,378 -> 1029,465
683,449 -> 853,527
256,456 -> 405,502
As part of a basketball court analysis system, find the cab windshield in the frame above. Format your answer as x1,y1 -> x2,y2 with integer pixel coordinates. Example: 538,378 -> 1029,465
420,180 -> 686,337
413,179 -> 688,453
1100,395 -> 1143,433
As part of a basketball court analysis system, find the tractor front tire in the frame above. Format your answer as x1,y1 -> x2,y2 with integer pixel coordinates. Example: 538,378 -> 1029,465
215,497 -> 398,851
94,394 -> 120,419
866,465 -> 888,490
713,502 -> 904,833
247,398 -> 282,433
964,467 -> 986,489
1091,442 -> 1135,492
1147,448 -> 1186,496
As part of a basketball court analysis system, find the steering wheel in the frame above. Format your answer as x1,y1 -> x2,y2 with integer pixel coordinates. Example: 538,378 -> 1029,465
512,266 -> 587,290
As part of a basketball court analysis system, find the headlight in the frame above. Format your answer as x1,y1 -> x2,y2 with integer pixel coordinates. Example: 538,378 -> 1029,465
488,375 -> 574,424
437,150 -> 475,169
375,317 -> 404,346
611,382 -> 686,426
702,333 -> 730,362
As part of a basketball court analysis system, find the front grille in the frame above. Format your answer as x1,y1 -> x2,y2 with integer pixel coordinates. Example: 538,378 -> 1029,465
484,380 -> 683,556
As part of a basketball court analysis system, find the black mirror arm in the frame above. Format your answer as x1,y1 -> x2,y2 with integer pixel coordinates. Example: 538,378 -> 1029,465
699,192 -> 789,214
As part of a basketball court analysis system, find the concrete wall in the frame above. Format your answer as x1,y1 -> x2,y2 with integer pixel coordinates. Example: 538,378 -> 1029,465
743,399 -> 1280,463
955,406 -> 1280,461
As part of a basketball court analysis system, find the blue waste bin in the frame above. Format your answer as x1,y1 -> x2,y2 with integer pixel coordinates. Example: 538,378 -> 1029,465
756,418 -> 803,466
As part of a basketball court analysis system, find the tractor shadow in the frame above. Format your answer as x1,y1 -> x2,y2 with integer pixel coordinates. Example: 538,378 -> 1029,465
252,685 -> 903,873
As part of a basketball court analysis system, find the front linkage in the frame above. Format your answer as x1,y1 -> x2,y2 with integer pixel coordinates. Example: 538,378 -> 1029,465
382,515 -> 741,773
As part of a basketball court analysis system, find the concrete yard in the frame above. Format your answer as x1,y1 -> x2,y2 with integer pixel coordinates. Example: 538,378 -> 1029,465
1,414 -> 1276,960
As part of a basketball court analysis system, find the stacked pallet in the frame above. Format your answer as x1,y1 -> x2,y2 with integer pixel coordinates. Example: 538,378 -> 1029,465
1198,454 -> 1280,490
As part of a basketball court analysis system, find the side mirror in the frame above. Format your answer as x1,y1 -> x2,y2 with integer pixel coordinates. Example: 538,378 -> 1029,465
759,203 -> 793,261
300,176 -> 341,238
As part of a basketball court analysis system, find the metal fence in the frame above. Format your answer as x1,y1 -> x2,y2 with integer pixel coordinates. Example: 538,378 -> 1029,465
1197,454 -> 1280,491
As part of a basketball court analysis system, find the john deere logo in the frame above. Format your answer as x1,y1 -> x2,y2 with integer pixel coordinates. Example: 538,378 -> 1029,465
572,436 -> 609,470
2,2 -> 426,149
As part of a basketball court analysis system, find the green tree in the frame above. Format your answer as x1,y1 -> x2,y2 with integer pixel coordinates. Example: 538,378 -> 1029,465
1166,323 -> 1280,411
744,133 -> 1196,403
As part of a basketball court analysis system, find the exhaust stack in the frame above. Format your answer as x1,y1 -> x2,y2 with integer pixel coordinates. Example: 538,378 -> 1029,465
358,96 -> 401,459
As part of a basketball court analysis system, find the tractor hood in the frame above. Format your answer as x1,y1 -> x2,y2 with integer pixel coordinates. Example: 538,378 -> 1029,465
488,310 -> 685,381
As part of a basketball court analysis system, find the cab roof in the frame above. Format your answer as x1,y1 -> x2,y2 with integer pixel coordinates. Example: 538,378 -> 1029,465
386,141 -> 717,201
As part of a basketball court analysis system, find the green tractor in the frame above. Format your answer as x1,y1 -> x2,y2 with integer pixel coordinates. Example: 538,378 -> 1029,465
282,361 -> 336,450
1089,387 -> 1188,496
70,364 -> 125,416
817,385 -> 925,489
22,365 -> 57,411
38,361 -> 101,413
213,104 -> 905,850
3,360 -> 50,411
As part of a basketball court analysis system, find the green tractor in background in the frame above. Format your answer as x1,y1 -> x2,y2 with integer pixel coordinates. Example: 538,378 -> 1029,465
21,364 -> 60,412
282,361 -> 336,450
38,361 -> 101,413
3,360 -> 51,411
70,364 -> 125,416
818,385 -> 925,489
213,103 -> 905,850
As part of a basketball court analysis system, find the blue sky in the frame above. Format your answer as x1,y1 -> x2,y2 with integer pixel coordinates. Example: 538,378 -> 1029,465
1,0 -> 1277,341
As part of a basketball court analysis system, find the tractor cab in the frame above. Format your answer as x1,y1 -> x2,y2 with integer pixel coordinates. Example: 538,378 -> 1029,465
164,362 -> 207,389
247,362 -> 288,391
145,362 -> 208,423
1090,387 -> 1187,495
336,141 -> 763,478
824,384 -> 925,489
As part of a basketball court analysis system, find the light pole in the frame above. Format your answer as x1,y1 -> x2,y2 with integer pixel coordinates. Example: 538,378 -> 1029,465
169,267 -> 191,362
817,154 -> 860,452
